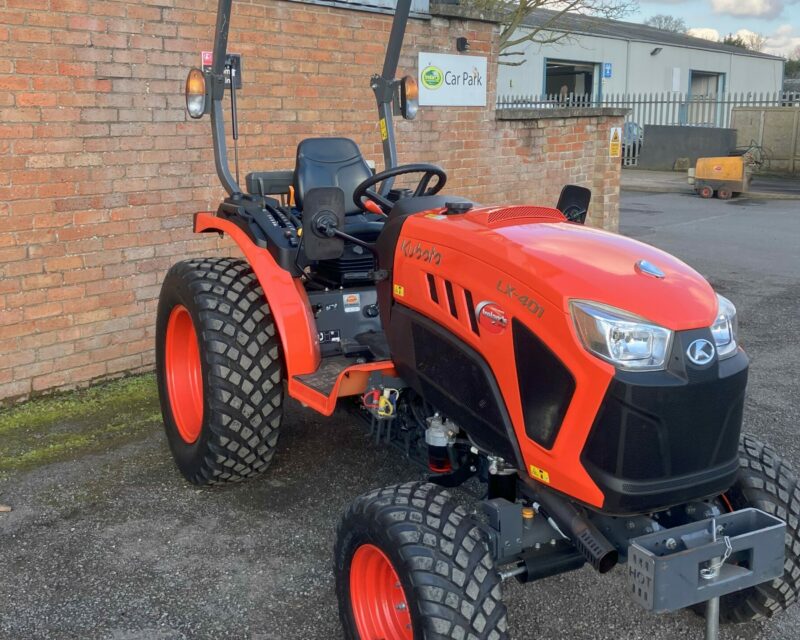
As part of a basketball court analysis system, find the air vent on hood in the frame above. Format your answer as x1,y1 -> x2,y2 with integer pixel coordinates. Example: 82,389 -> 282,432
466,205 -> 566,228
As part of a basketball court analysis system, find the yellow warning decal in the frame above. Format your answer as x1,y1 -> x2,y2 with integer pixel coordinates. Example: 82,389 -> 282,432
393,284 -> 405,297
609,126 -> 622,158
379,118 -> 388,141
529,465 -> 550,484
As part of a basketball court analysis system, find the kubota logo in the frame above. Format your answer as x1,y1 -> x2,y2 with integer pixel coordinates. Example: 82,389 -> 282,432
401,240 -> 442,265
421,65 -> 444,90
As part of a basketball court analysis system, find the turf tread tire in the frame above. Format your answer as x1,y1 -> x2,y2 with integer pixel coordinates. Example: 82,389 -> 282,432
156,257 -> 283,486
710,433 -> 800,623
335,481 -> 509,640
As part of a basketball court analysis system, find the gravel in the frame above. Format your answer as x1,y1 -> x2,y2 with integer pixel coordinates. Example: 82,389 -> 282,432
1,191 -> 798,639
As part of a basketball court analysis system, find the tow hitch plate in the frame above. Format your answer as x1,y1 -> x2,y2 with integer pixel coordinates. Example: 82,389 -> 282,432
627,508 -> 785,612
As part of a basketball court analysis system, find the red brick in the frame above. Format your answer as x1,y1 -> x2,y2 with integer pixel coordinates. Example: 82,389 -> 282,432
0,0 -> 621,404
17,92 -> 58,107
13,28 -> 51,44
0,77 -> 30,90
58,62 -> 96,77
68,16 -> 107,31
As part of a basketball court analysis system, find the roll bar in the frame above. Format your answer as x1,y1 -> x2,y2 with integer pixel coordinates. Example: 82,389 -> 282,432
207,0 -> 413,196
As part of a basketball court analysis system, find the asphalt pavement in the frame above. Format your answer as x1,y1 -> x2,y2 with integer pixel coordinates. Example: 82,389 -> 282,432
1,191 -> 799,640
621,169 -> 800,199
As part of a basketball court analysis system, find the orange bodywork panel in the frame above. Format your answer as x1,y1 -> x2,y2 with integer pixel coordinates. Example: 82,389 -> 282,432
391,206 -> 718,508
289,362 -> 398,417
195,212 -> 321,376
195,212 -> 395,413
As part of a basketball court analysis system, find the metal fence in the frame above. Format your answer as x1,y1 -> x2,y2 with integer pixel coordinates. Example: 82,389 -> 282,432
496,91 -> 800,166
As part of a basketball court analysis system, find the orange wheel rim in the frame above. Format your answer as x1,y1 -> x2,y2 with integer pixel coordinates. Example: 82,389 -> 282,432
165,305 -> 204,443
350,543 -> 413,640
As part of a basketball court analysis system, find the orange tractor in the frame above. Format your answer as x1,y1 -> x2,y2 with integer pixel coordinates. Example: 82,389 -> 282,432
155,1 -> 799,637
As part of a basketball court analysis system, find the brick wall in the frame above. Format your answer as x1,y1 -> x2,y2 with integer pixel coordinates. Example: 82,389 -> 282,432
0,0 -> 622,403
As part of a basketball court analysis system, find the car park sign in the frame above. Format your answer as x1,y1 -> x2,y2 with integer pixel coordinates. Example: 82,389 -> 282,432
418,52 -> 487,107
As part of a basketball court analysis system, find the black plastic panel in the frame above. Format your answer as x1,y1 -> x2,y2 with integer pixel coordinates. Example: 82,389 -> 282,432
512,319 -> 575,449
581,334 -> 749,514
386,304 -> 522,466
214,197 -> 301,276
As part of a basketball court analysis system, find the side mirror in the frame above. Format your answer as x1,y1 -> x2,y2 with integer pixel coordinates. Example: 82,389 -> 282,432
557,185 -> 592,225
302,187 -> 345,261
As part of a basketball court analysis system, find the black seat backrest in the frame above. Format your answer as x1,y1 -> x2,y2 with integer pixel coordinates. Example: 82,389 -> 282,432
293,138 -> 372,216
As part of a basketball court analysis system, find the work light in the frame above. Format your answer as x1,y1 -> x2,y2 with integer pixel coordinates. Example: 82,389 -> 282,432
571,301 -> 673,371
185,68 -> 208,119
399,75 -> 418,120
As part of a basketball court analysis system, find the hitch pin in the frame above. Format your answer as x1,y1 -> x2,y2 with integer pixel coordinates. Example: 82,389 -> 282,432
702,517 -> 732,640
701,518 -> 733,580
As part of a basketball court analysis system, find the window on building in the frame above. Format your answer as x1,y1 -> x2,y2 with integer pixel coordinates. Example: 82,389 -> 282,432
545,60 -> 598,104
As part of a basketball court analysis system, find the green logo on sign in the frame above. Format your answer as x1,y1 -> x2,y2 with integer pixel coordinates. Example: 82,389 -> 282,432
421,65 -> 444,90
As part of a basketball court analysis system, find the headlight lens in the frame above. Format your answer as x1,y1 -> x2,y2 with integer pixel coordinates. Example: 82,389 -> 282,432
571,301 -> 673,371
711,294 -> 738,358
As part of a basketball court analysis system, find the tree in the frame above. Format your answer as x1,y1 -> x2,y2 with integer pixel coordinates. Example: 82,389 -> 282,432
723,32 -> 767,52
786,46 -> 800,79
644,14 -> 686,33
463,0 -> 640,66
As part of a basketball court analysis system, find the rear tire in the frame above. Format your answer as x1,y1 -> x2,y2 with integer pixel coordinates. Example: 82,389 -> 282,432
334,482 -> 509,640
156,257 -> 284,485
717,187 -> 733,200
695,434 -> 800,623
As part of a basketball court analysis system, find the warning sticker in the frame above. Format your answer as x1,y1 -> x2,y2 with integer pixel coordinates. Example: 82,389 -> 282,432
393,284 -> 405,297
343,292 -> 361,313
609,126 -> 622,158
529,465 -> 551,484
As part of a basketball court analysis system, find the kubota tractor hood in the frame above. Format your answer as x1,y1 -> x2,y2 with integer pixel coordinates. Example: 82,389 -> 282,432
404,206 -> 718,331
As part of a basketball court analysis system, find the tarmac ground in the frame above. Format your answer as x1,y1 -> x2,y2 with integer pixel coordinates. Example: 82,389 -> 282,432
622,168 -> 800,199
1,191 -> 798,639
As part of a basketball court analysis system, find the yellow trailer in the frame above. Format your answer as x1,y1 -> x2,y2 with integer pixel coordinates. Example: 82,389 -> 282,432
693,155 -> 751,200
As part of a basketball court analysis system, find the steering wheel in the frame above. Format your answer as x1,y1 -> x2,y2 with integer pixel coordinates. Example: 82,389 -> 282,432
353,163 -> 447,213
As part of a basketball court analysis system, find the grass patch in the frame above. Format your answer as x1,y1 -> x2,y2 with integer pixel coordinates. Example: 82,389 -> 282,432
0,374 -> 162,474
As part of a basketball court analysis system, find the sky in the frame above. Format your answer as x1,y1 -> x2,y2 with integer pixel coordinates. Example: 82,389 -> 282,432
637,0 -> 800,57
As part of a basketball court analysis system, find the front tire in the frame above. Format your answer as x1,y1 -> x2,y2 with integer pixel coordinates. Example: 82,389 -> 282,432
698,434 -> 800,623
156,257 -> 284,485
334,482 -> 509,640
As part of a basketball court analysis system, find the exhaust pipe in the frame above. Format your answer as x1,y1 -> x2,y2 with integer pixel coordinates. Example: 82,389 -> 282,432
533,486 -> 619,574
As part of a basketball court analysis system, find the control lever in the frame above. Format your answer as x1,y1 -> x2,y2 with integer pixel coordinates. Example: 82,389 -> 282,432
314,217 -> 378,256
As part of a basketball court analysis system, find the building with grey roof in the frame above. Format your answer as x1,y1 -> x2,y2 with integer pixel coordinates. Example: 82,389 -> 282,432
498,8 -> 785,100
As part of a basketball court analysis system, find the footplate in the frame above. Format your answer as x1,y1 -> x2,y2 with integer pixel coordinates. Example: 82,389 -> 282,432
627,508 -> 785,613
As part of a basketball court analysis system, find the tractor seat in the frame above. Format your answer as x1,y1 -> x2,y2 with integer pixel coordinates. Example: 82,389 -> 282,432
293,138 -> 372,217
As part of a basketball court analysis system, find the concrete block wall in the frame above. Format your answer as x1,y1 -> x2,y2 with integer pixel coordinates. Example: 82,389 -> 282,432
0,0 -> 622,403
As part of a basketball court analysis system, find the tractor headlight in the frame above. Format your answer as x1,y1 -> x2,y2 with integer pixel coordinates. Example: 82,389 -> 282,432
571,301 -> 673,371
185,68 -> 207,119
710,294 -> 738,358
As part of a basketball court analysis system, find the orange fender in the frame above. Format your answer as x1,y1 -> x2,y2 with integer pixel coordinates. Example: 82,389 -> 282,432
194,212 -> 321,377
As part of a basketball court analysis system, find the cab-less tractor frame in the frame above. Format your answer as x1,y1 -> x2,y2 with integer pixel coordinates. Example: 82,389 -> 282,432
155,1 -> 800,638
